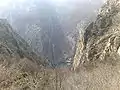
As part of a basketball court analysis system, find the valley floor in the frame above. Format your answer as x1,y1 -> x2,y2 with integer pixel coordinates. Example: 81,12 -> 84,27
1,59 -> 120,90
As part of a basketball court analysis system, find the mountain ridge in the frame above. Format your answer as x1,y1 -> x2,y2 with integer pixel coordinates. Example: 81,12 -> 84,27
73,0 -> 120,70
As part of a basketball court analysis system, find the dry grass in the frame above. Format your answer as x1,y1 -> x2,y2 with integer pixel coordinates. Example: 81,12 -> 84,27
62,61 -> 120,90
1,57 -> 120,90
0,57 -> 68,90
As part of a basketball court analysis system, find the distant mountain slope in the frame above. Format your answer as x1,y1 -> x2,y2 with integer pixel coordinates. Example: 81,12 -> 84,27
10,2 -> 71,67
0,19 -> 58,90
0,19 -> 45,68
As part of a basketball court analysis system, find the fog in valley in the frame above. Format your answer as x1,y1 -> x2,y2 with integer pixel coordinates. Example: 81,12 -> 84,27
0,0 -> 104,67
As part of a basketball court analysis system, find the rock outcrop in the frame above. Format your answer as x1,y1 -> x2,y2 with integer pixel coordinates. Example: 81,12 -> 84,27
73,0 -> 120,70
0,19 -> 44,69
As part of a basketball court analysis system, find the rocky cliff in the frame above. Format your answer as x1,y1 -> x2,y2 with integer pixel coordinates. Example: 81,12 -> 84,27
73,0 -> 120,70
8,2 -> 71,67
60,1 -> 120,89
0,19 -> 44,69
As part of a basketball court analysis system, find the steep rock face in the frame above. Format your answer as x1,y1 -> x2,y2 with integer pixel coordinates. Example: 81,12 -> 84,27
0,1 -> 71,67
13,2 -> 71,67
73,0 -> 120,70
0,19 -> 43,68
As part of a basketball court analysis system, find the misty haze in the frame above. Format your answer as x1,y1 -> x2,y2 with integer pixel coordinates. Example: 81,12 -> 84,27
0,0 -> 103,67
0,0 -> 120,90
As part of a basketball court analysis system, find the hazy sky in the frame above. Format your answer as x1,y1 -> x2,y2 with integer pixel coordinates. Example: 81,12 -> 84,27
0,0 -> 105,7
0,0 -> 105,15
0,0 -> 105,22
